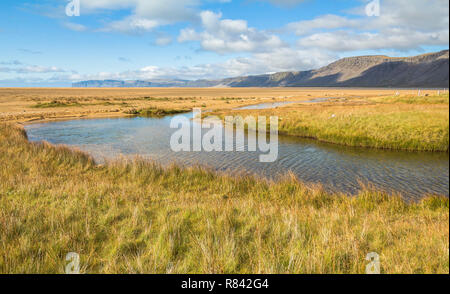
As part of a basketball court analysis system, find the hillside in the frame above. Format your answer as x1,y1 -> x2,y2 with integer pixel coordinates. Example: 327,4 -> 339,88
73,50 -> 449,88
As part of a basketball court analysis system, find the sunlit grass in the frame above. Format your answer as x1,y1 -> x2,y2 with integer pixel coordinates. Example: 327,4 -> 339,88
124,107 -> 190,117
0,123 -> 448,274
31,100 -> 82,108
213,94 -> 449,152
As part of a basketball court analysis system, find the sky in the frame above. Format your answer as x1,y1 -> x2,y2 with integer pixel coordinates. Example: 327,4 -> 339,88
0,0 -> 448,87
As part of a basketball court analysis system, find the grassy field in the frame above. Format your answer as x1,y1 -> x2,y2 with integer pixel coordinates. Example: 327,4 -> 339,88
0,123 -> 448,274
124,107 -> 190,117
212,94 -> 449,152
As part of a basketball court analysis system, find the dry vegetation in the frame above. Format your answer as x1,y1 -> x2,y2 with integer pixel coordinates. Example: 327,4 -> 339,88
0,123 -> 448,274
0,87 -> 427,123
211,94 -> 449,152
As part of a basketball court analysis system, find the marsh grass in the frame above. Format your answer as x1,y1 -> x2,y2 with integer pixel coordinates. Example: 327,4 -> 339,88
0,123 -> 448,274
31,100 -> 82,108
370,94 -> 450,105
213,94 -> 450,152
124,107 -> 190,117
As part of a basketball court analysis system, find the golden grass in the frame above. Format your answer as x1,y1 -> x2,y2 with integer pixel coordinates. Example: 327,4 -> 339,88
0,123 -> 448,274
212,94 -> 450,152
123,107 -> 190,117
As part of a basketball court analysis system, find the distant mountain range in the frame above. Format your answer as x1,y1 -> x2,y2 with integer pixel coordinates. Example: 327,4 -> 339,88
73,50 -> 449,88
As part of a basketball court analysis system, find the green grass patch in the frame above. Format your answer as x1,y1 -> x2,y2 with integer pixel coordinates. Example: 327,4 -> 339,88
124,107 -> 190,118
31,100 -> 82,108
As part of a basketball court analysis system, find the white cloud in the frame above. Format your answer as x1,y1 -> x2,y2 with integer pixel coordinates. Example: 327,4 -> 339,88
0,65 -> 66,74
364,0 -> 449,32
298,29 -> 448,52
287,15 -> 360,36
291,0 -> 449,52
154,36 -> 173,46
63,46 -> 334,82
100,16 -> 159,33
63,22 -> 88,32
81,0 -> 199,33
178,11 -> 285,54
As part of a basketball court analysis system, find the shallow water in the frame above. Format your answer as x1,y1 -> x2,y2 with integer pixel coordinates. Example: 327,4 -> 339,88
25,109 -> 449,201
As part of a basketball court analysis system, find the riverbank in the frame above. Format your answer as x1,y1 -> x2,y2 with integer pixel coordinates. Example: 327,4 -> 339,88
0,123 -> 448,274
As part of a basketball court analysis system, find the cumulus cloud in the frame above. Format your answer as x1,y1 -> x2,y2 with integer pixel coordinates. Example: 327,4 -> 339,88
178,11 -> 285,54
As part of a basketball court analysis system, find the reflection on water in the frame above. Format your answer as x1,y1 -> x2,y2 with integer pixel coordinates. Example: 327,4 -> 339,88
25,112 -> 449,200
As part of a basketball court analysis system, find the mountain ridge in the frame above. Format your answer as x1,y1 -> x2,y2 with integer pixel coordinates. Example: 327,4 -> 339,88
73,50 -> 449,88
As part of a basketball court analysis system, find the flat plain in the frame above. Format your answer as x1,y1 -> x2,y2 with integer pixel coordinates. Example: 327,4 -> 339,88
0,87 -> 438,122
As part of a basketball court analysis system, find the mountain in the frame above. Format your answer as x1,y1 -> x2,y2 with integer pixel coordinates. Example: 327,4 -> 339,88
73,50 -> 449,88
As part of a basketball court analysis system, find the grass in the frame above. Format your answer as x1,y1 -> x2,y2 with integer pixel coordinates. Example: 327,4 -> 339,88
0,123 -> 448,274
369,94 -> 449,105
124,107 -> 190,117
212,94 -> 450,152
31,100 -> 82,108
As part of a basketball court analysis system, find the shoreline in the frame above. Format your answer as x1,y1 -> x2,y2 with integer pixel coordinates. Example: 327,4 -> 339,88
20,109 -> 450,154
7,121 -> 450,200
20,117 -> 450,199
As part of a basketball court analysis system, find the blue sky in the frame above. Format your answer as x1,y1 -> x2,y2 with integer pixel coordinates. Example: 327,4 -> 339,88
0,0 -> 448,86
